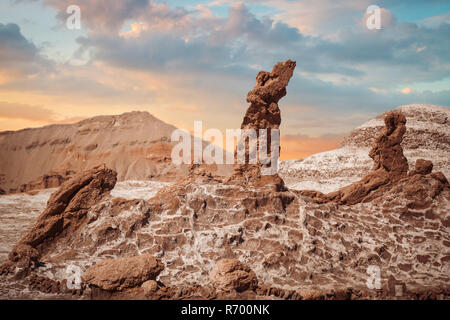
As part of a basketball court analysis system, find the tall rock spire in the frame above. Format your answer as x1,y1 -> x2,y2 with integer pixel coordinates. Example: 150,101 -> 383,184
233,60 -> 296,185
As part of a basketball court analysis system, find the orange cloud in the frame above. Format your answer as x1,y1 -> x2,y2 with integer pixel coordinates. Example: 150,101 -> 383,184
280,134 -> 343,160
401,87 -> 413,94
0,101 -> 88,131
119,22 -> 149,38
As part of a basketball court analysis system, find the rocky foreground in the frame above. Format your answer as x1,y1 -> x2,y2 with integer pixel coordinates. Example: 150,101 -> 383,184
0,61 -> 449,300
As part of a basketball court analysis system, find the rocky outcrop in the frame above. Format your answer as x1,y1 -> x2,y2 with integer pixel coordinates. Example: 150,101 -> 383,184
298,111 -> 432,204
280,104 -> 450,193
83,254 -> 164,291
404,159 -> 449,203
368,111 -> 408,176
0,164 -> 117,276
409,159 -> 433,176
342,104 -> 450,151
332,110 -> 408,204
0,147 -> 448,300
209,259 -> 258,293
233,60 -> 296,184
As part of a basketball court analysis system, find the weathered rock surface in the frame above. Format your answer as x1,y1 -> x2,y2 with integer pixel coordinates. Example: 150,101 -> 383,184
0,164 -> 117,276
409,159 -> 433,176
209,259 -> 258,292
83,254 -> 164,291
368,110 -> 408,177
3,154 -> 446,299
343,104 -> 449,151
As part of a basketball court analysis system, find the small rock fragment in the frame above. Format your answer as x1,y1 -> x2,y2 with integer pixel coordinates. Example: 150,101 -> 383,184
141,280 -> 159,296
83,254 -> 164,291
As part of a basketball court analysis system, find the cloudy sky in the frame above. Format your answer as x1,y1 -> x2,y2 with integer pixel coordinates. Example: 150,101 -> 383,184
0,0 -> 449,159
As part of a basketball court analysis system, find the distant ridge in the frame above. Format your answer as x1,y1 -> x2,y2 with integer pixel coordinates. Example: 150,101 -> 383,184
0,111 -> 183,193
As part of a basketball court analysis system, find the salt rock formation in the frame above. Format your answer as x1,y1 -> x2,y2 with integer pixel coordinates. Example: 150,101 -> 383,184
368,111 -> 408,176
209,259 -> 258,292
233,60 -> 296,183
280,104 -> 449,193
409,159 -> 433,176
299,111 -> 411,204
82,254 -> 164,291
343,104 -> 449,151
9,161 -> 444,299
0,164 -> 117,276
404,159 -> 448,203
298,110 -> 449,205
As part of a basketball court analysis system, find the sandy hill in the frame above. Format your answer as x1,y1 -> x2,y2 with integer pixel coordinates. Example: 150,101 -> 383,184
279,104 -> 450,192
0,111 -> 187,194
